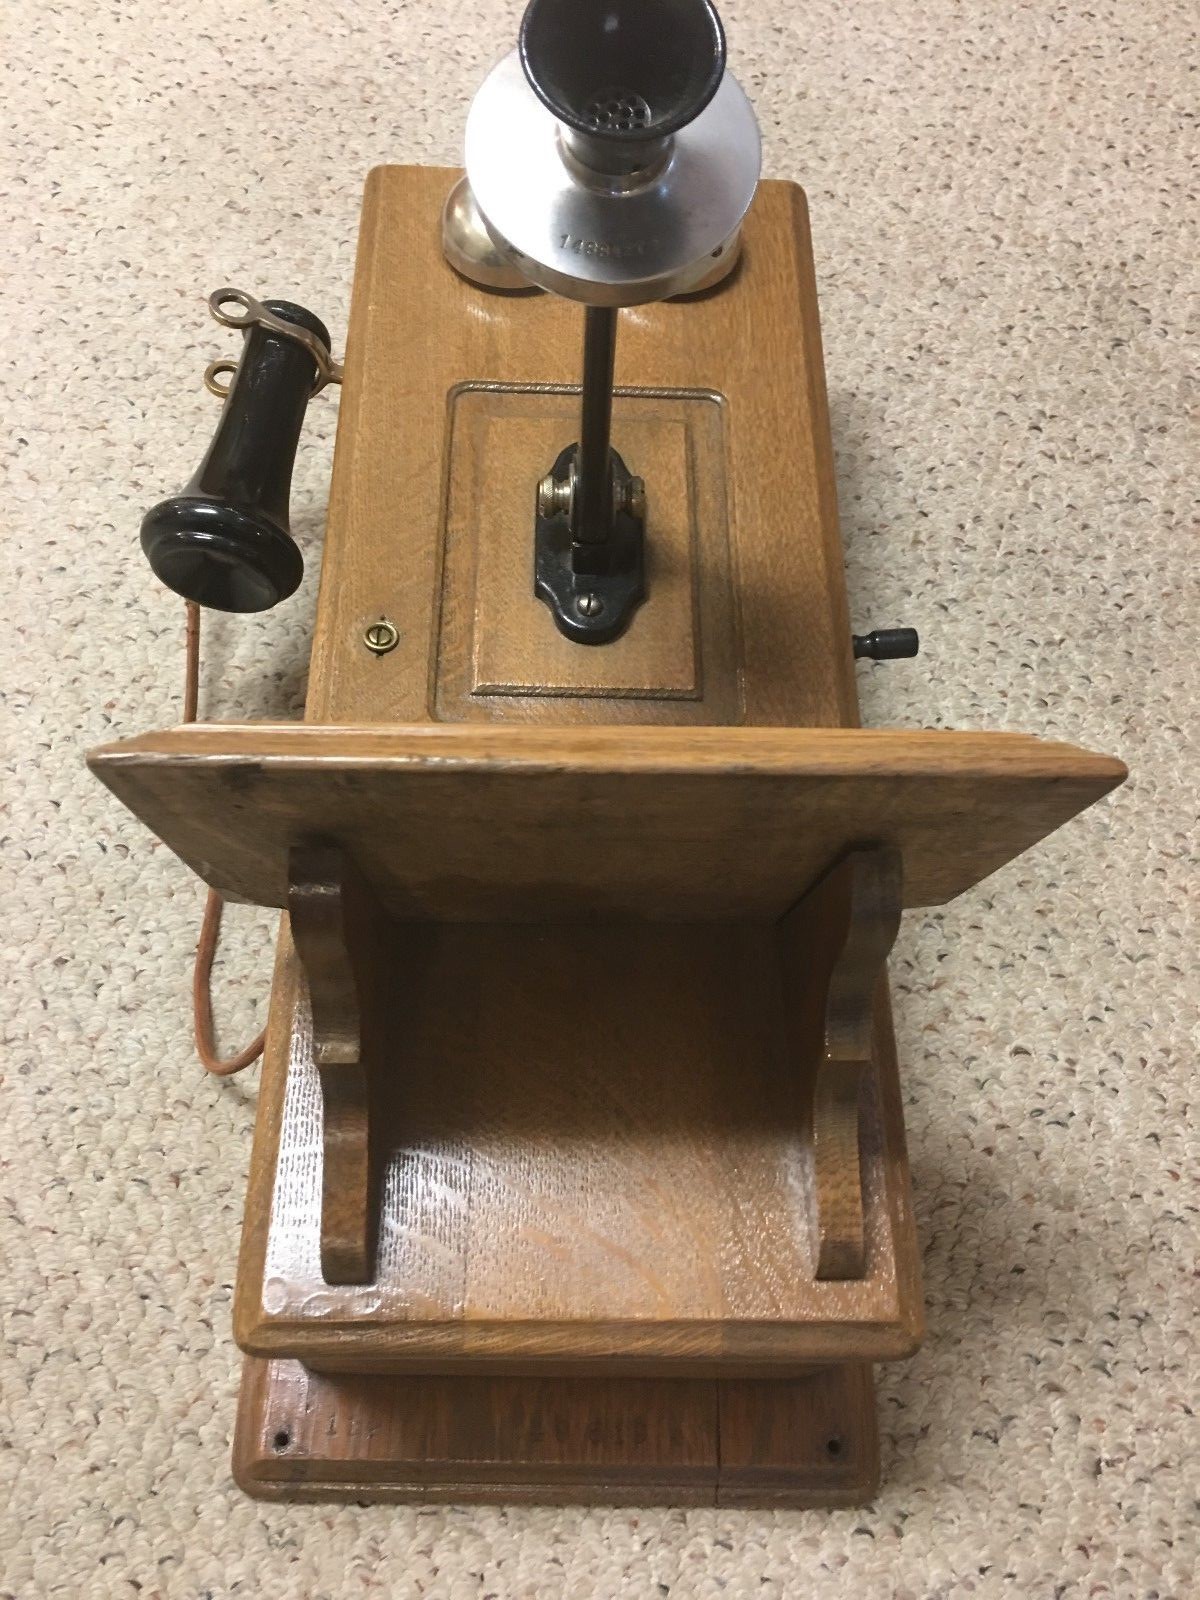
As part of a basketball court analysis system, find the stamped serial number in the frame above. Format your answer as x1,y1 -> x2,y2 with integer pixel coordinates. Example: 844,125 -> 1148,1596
559,233 -> 651,259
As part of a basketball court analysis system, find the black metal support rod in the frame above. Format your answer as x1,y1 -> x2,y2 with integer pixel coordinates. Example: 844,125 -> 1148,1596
572,304 -> 618,546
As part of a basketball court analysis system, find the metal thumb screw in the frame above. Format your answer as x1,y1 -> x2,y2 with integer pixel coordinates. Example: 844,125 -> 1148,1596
853,628 -> 920,661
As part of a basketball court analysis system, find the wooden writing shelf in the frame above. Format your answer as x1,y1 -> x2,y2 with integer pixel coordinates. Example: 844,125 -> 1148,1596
91,723 -> 1122,922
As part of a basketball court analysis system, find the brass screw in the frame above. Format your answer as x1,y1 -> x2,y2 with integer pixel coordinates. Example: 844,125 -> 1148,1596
363,618 -> 400,655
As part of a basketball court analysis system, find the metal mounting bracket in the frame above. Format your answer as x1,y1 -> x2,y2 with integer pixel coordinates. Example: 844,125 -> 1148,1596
533,443 -> 646,645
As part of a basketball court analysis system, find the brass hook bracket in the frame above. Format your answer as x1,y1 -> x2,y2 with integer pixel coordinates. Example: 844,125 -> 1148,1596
203,287 -> 344,399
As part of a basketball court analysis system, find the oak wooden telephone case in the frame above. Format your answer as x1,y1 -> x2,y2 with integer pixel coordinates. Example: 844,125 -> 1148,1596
89,0 -> 1124,1505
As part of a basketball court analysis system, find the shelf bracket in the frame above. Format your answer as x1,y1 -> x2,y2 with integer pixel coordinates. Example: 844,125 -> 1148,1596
778,845 -> 903,1280
288,844 -> 386,1285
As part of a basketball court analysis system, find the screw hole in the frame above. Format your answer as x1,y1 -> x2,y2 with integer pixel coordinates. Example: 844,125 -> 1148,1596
272,1429 -> 291,1452
826,1436 -> 842,1457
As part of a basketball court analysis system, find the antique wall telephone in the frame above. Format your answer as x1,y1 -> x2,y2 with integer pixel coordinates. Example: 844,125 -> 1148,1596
91,0 -> 1124,1505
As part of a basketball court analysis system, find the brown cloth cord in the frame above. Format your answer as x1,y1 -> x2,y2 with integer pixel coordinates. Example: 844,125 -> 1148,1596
184,601 -> 266,1076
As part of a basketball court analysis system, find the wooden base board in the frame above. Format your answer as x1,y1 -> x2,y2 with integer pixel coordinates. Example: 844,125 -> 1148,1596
233,1358 -> 880,1507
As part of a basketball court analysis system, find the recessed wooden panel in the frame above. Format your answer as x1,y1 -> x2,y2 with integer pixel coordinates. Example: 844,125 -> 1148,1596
435,384 -> 738,720
88,722 -> 1126,920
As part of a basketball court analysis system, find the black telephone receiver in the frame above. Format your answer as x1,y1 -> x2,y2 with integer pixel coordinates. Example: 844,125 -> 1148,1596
140,289 -> 338,613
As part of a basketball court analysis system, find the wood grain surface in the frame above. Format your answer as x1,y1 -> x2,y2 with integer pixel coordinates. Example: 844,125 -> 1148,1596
234,1357 -> 879,1507
233,916 -> 922,1372
287,846 -> 386,1285
88,721 -> 1125,919
779,847 -> 904,1280
305,168 -> 858,729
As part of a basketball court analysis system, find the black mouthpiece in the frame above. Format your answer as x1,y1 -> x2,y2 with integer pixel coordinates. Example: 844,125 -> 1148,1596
519,0 -> 726,143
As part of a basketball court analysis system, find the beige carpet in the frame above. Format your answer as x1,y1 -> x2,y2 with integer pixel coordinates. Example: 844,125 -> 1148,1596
3,0 -> 1196,1594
